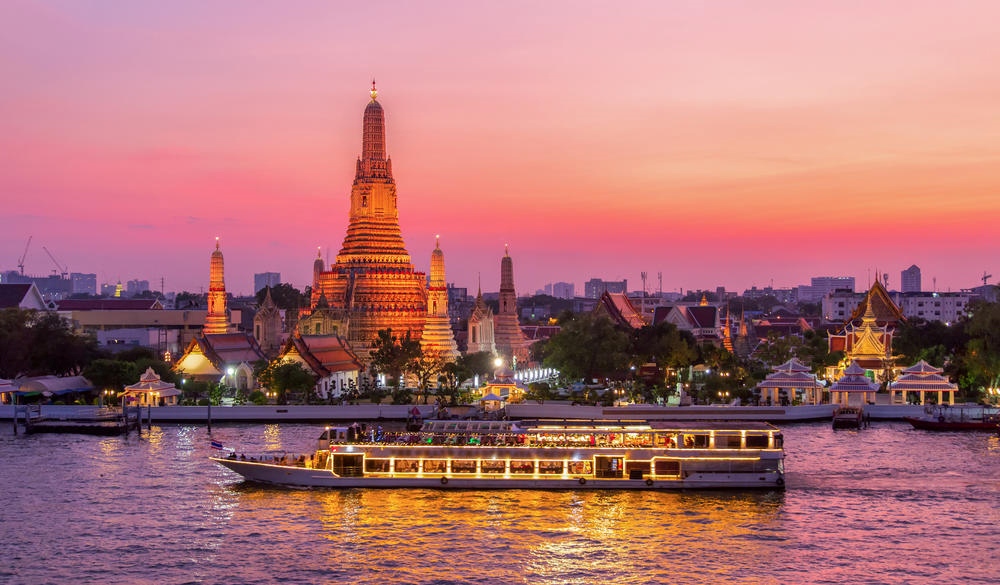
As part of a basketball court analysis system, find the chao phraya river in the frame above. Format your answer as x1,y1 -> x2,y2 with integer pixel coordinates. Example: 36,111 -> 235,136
1,421 -> 997,585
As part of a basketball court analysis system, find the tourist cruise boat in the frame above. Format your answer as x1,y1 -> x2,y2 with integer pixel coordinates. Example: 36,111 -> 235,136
212,419 -> 786,490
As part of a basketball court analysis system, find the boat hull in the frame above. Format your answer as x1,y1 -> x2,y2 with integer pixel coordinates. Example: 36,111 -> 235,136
903,417 -> 999,432
212,458 -> 785,490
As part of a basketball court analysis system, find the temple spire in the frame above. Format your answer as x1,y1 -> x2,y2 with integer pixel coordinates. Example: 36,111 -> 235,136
370,78 -> 377,101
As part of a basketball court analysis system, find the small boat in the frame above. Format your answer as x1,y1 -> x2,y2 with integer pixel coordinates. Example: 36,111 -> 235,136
904,404 -> 1000,432
832,406 -> 864,429
212,419 -> 786,490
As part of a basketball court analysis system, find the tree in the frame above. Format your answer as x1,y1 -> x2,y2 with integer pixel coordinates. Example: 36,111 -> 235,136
0,308 -> 101,378
542,313 -> 630,382
257,361 -> 318,404
368,329 -> 422,389
955,301 -> 1000,401
83,359 -> 137,394
411,349 -> 445,404
255,283 -> 309,311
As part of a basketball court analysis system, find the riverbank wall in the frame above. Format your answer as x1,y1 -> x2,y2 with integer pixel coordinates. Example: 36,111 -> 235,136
1,402 -> 926,424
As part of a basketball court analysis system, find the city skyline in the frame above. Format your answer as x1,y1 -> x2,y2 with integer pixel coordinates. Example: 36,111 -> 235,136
3,1 -> 999,296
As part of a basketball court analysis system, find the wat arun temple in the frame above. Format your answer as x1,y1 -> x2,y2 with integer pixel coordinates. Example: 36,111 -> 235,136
297,83 -> 467,363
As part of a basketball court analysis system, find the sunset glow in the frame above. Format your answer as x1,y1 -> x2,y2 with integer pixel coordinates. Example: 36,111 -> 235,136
3,1 -> 998,295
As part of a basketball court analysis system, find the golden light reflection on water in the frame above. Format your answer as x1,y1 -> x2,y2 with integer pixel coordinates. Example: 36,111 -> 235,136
300,489 -> 785,584
263,424 -> 283,451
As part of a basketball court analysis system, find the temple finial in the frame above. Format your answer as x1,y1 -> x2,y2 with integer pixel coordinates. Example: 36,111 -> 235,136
317,246 -> 322,259
435,234 -> 440,249
215,236 -> 220,250
505,243 -> 509,257
370,78 -> 377,101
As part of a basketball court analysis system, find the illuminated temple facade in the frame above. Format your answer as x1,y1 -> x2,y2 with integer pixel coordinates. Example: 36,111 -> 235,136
420,237 -> 460,361
301,83 -> 428,362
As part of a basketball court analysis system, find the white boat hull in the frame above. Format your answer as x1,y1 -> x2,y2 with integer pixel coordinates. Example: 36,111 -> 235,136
212,458 -> 784,490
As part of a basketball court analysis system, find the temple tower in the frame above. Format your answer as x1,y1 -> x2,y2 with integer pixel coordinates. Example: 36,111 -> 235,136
308,83 -> 427,362
254,286 -> 283,358
204,237 -> 229,334
492,245 -> 530,367
467,280 -> 496,355
420,236 -> 460,362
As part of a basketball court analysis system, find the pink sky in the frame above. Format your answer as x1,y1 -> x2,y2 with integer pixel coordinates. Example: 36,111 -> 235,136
2,0 -> 999,296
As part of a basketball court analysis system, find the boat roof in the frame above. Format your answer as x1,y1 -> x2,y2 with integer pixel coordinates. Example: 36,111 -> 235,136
419,419 -> 778,433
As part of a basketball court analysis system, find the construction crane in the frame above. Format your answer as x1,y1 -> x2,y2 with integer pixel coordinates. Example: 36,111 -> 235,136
17,236 -> 32,275
984,271 -> 993,286
42,246 -> 68,278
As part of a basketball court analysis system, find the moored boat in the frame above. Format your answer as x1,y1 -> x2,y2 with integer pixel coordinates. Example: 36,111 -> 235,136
212,419 -> 785,490
832,406 -> 865,429
903,404 -> 999,432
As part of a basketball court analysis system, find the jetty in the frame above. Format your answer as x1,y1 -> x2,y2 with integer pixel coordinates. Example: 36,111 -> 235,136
10,404 -> 143,435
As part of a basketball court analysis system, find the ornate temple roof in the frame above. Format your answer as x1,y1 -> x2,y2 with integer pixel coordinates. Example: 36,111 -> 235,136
829,361 -> 880,392
848,279 -> 905,326
594,291 -> 647,329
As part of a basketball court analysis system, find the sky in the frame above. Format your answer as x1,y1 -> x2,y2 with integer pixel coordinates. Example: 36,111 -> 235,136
2,0 -> 999,297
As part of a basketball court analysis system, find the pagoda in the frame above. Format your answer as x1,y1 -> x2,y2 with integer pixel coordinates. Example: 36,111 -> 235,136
307,83 -> 427,362
204,238 -> 230,334
419,236 -> 460,362
491,246 -> 531,367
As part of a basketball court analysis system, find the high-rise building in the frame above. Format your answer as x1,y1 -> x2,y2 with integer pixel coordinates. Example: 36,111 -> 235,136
254,272 -> 281,294
799,276 -> 855,302
552,282 -> 575,299
585,278 -> 627,299
901,265 -> 921,293
70,273 -> 97,296
204,238 -> 229,334
126,279 -> 150,297
305,83 -> 427,362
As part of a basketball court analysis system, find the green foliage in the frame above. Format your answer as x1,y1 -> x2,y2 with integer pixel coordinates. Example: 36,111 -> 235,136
257,361 -> 318,404
255,283 -> 309,311
955,301 -> 1000,400
368,329 -> 422,388
542,312 -> 631,381
83,359 -> 137,392
0,308 -> 102,378
248,390 -> 267,405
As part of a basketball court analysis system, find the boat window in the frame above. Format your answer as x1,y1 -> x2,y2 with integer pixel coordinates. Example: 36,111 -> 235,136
682,434 -> 709,448
451,459 -> 477,474
365,459 -> 390,473
510,460 -> 535,474
538,461 -> 563,474
716,434 -> 742,449
745,434 -> 769,449
656,433 -> 678,448
568,461 -> 592,475
394,459 -> 420,473
654,460 -> 680,476
481,460 -> 505,474
423,459 -> 447,473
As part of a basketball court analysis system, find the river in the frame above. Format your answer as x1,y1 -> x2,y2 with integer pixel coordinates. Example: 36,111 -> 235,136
1,422 -> 997,584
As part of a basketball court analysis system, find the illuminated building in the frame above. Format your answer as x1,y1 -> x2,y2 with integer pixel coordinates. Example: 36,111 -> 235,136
204,238 -> 230,335
303,82 -> 427,363
419,236 -> 459,362
466,282 -> 496,355
254,286 -> 283,358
